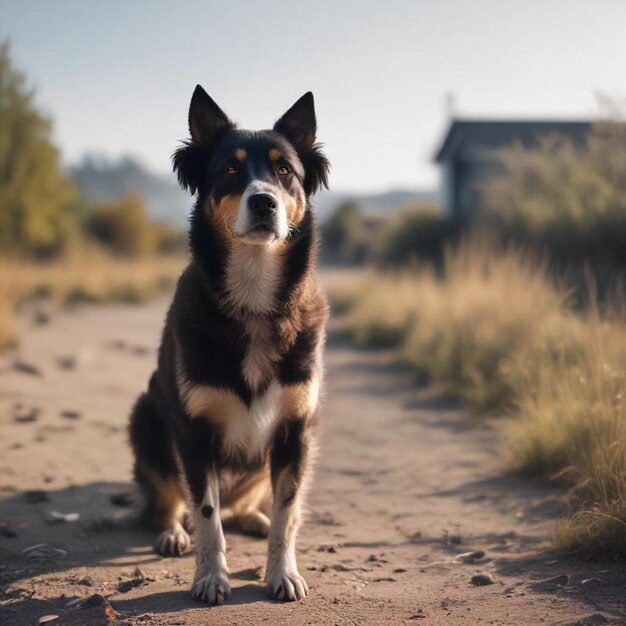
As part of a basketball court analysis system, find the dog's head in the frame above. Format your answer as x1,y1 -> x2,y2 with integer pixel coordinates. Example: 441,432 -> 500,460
173,86 -> 329,246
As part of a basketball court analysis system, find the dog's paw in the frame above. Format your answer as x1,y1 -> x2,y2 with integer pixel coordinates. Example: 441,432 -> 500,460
266,567 -> 309,602
154,523 -> 191,556
192,563 -> 231,605
237,510 -> 271,538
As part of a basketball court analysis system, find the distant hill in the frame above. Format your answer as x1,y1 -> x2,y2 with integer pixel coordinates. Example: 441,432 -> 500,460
314,188 -> 439,222
68,154 -> 438,227
68,155 -> 191,228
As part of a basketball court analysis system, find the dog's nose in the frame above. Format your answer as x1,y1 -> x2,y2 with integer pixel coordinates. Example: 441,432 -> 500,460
248,193 -> 277,219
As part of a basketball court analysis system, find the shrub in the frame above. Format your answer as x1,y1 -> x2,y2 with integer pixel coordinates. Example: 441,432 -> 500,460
480,125 -> 626,279
85,193 -> 158,257
375,206 -> 458,268
333,238 -> 626,554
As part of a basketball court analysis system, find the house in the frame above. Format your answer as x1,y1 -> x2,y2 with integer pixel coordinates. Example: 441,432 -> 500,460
434,119 -> 591,220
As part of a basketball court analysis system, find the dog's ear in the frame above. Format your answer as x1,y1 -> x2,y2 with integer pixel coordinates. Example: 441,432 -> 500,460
274,92 -> 317,151
274,92 -> 330,196
172,86 -> 234,195
189,85 -> 233,144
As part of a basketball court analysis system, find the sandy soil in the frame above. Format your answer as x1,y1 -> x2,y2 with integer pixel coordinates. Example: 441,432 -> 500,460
1,286 -> 625,625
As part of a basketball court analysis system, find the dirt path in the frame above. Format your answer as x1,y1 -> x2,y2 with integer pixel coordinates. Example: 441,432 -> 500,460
1,291 -> 625,625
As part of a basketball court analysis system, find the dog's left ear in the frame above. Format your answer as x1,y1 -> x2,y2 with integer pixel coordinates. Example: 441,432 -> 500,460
274,92 -> 317,151
274,92 -> 330,195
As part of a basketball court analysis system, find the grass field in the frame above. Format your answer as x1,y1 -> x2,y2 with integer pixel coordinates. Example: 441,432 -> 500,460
0,250 -> 186,350
333,239 -> 626,555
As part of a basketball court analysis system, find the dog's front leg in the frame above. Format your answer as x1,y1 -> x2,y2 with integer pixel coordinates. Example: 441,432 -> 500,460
189,465 -> 231,605
266,417 -> 313,601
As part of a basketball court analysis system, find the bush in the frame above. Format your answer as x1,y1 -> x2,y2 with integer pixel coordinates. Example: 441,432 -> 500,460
323,202 -> 458,267
332,238 -> 626,554
375,206 -> 458,268
85,193 -> 159,257
480,125 -> 626,279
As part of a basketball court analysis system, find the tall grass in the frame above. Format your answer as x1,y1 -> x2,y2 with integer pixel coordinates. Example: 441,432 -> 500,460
0,249 -> 186,350
334,239 -> 626,554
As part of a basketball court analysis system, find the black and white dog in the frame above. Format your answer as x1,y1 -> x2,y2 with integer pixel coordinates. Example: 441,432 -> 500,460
129,86 -> 329,605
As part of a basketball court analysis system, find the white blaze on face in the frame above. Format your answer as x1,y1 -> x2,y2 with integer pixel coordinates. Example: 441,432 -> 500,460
234,180 -> 289,243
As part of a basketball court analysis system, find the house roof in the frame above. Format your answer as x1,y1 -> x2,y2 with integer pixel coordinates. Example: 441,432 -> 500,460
434,119 -> 592,163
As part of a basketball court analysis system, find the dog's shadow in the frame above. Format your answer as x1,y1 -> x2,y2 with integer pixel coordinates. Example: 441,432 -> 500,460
0,481 -> 273,621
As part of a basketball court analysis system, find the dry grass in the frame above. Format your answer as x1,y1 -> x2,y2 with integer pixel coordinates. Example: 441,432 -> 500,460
332,238 -> 626,555
0,249 -> 186,350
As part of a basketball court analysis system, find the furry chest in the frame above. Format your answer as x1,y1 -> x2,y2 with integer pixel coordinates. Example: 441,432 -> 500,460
180,380 -> 282,464
220,383 -> 282,462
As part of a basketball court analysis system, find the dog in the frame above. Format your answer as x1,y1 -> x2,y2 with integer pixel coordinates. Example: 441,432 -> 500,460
128,85 -> 329,605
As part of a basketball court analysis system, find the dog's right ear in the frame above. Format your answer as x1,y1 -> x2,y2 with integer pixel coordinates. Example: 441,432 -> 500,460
188,85 -> 233,144
173,86 -> 234,194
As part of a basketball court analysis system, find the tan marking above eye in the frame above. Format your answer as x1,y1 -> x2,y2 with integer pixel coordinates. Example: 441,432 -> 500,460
269,148 -> 282,162
235,148 -> 247,161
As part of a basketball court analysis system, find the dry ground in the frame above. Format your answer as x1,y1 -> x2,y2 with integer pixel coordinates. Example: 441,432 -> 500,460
1,279 -> 625,625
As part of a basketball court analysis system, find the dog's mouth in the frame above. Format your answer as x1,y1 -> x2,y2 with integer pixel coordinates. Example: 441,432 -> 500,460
239,221 -> 279,244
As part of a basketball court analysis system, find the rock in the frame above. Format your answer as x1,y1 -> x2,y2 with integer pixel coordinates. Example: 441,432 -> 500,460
56,355 -> 78,370
38,616 -> 59,624
314,511 -> 341,526
366,554 -> 388,563
393,568 -> 407,573
13,359 -> 42,376
409,608 -> 427,619
456,550 -> 486,563
45,510 -> 80,524
116,566 -> 152,592
529,573 -> 569,591
14,406 -> 40,423
116,578 -> 144,593
470,573 -> 495,586
132,345 -> 150,357
23,490 -> 50,503
318,544 -> 337,553
76,594 -> 118,621
60,409 -> 82,420
22,543 -> 68,561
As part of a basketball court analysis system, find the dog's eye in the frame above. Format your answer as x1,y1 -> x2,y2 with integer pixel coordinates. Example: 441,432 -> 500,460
277,165 -> 290,176
225,165 -> 238,175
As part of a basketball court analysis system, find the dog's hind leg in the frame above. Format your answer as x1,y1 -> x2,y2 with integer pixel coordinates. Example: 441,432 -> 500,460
228,469 -> 272,538
129,391 -> 191,556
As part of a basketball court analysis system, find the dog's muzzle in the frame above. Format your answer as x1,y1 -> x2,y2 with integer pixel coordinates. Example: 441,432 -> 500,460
247,192 -> 278,233
235,182 -> 288,243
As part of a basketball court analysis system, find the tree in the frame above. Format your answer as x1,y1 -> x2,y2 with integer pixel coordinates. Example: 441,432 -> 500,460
0,43 -> 77,256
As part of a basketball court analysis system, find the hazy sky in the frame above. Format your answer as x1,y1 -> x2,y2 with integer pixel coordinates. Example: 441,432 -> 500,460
2,0 -> 626,192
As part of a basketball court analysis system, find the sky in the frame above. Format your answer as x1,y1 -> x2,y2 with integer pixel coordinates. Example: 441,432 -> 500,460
2,0 -> 626,193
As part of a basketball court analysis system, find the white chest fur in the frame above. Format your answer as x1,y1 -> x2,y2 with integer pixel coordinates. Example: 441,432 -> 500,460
221,382 -> 282,461
224,245 -> 281,314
